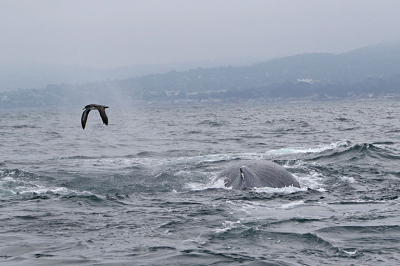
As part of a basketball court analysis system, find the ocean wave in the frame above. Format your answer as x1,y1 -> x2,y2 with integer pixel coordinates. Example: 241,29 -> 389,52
0,174 -> 85,196
308,141 -> 400,163
0,168 -> 95,197
266,140 -> 352,155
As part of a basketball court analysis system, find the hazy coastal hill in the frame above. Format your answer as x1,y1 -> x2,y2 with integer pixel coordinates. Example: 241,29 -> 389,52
118,43 -> 400,93
1,43 -> 400,108
255,43 -> 400,83
0,58 -> 266,92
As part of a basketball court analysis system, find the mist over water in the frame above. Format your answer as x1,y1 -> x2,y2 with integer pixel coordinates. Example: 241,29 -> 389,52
1,101 -> 400,265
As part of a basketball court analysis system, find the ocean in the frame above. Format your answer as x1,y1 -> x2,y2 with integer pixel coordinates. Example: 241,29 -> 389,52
1,100 -> 400,265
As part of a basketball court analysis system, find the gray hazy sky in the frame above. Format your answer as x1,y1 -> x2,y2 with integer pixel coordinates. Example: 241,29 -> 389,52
1,0 -> 399,69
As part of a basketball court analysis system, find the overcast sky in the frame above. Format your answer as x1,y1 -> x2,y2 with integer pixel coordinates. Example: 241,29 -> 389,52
1,0 -> 399,69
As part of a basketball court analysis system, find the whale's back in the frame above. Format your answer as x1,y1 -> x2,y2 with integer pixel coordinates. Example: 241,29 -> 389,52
217,160 -> 300,190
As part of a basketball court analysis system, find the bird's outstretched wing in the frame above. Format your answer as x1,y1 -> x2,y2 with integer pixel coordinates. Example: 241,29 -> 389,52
98,108 -> 108,125
81,109 -> 91,129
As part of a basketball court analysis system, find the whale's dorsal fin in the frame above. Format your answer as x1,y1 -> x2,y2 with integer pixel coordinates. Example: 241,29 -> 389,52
240,167 -> 245,179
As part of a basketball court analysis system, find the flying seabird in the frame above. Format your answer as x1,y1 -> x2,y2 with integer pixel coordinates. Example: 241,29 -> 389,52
81,104 -> 109,129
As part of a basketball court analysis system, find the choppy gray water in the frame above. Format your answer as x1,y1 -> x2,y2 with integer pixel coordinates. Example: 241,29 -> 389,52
1,101 -> 400,265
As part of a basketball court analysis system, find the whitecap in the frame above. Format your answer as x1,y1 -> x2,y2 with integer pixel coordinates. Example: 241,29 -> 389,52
266,140 -> 351,155
279,200 -> 305,209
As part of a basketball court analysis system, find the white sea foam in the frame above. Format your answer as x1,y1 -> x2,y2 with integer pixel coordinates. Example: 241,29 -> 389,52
279,200 -> 305,209
294,171 -> 326,189
252,185 -> 303,194
266,140 -> 351,155
339,176 -> 356,183
213,220 -> 242,234
339,248 -> 359,256
0,174 -> 91,196
186,178 -> 227,191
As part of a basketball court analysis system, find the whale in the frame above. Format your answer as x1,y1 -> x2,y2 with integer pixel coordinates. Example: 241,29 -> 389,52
216,160 -> 300,190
